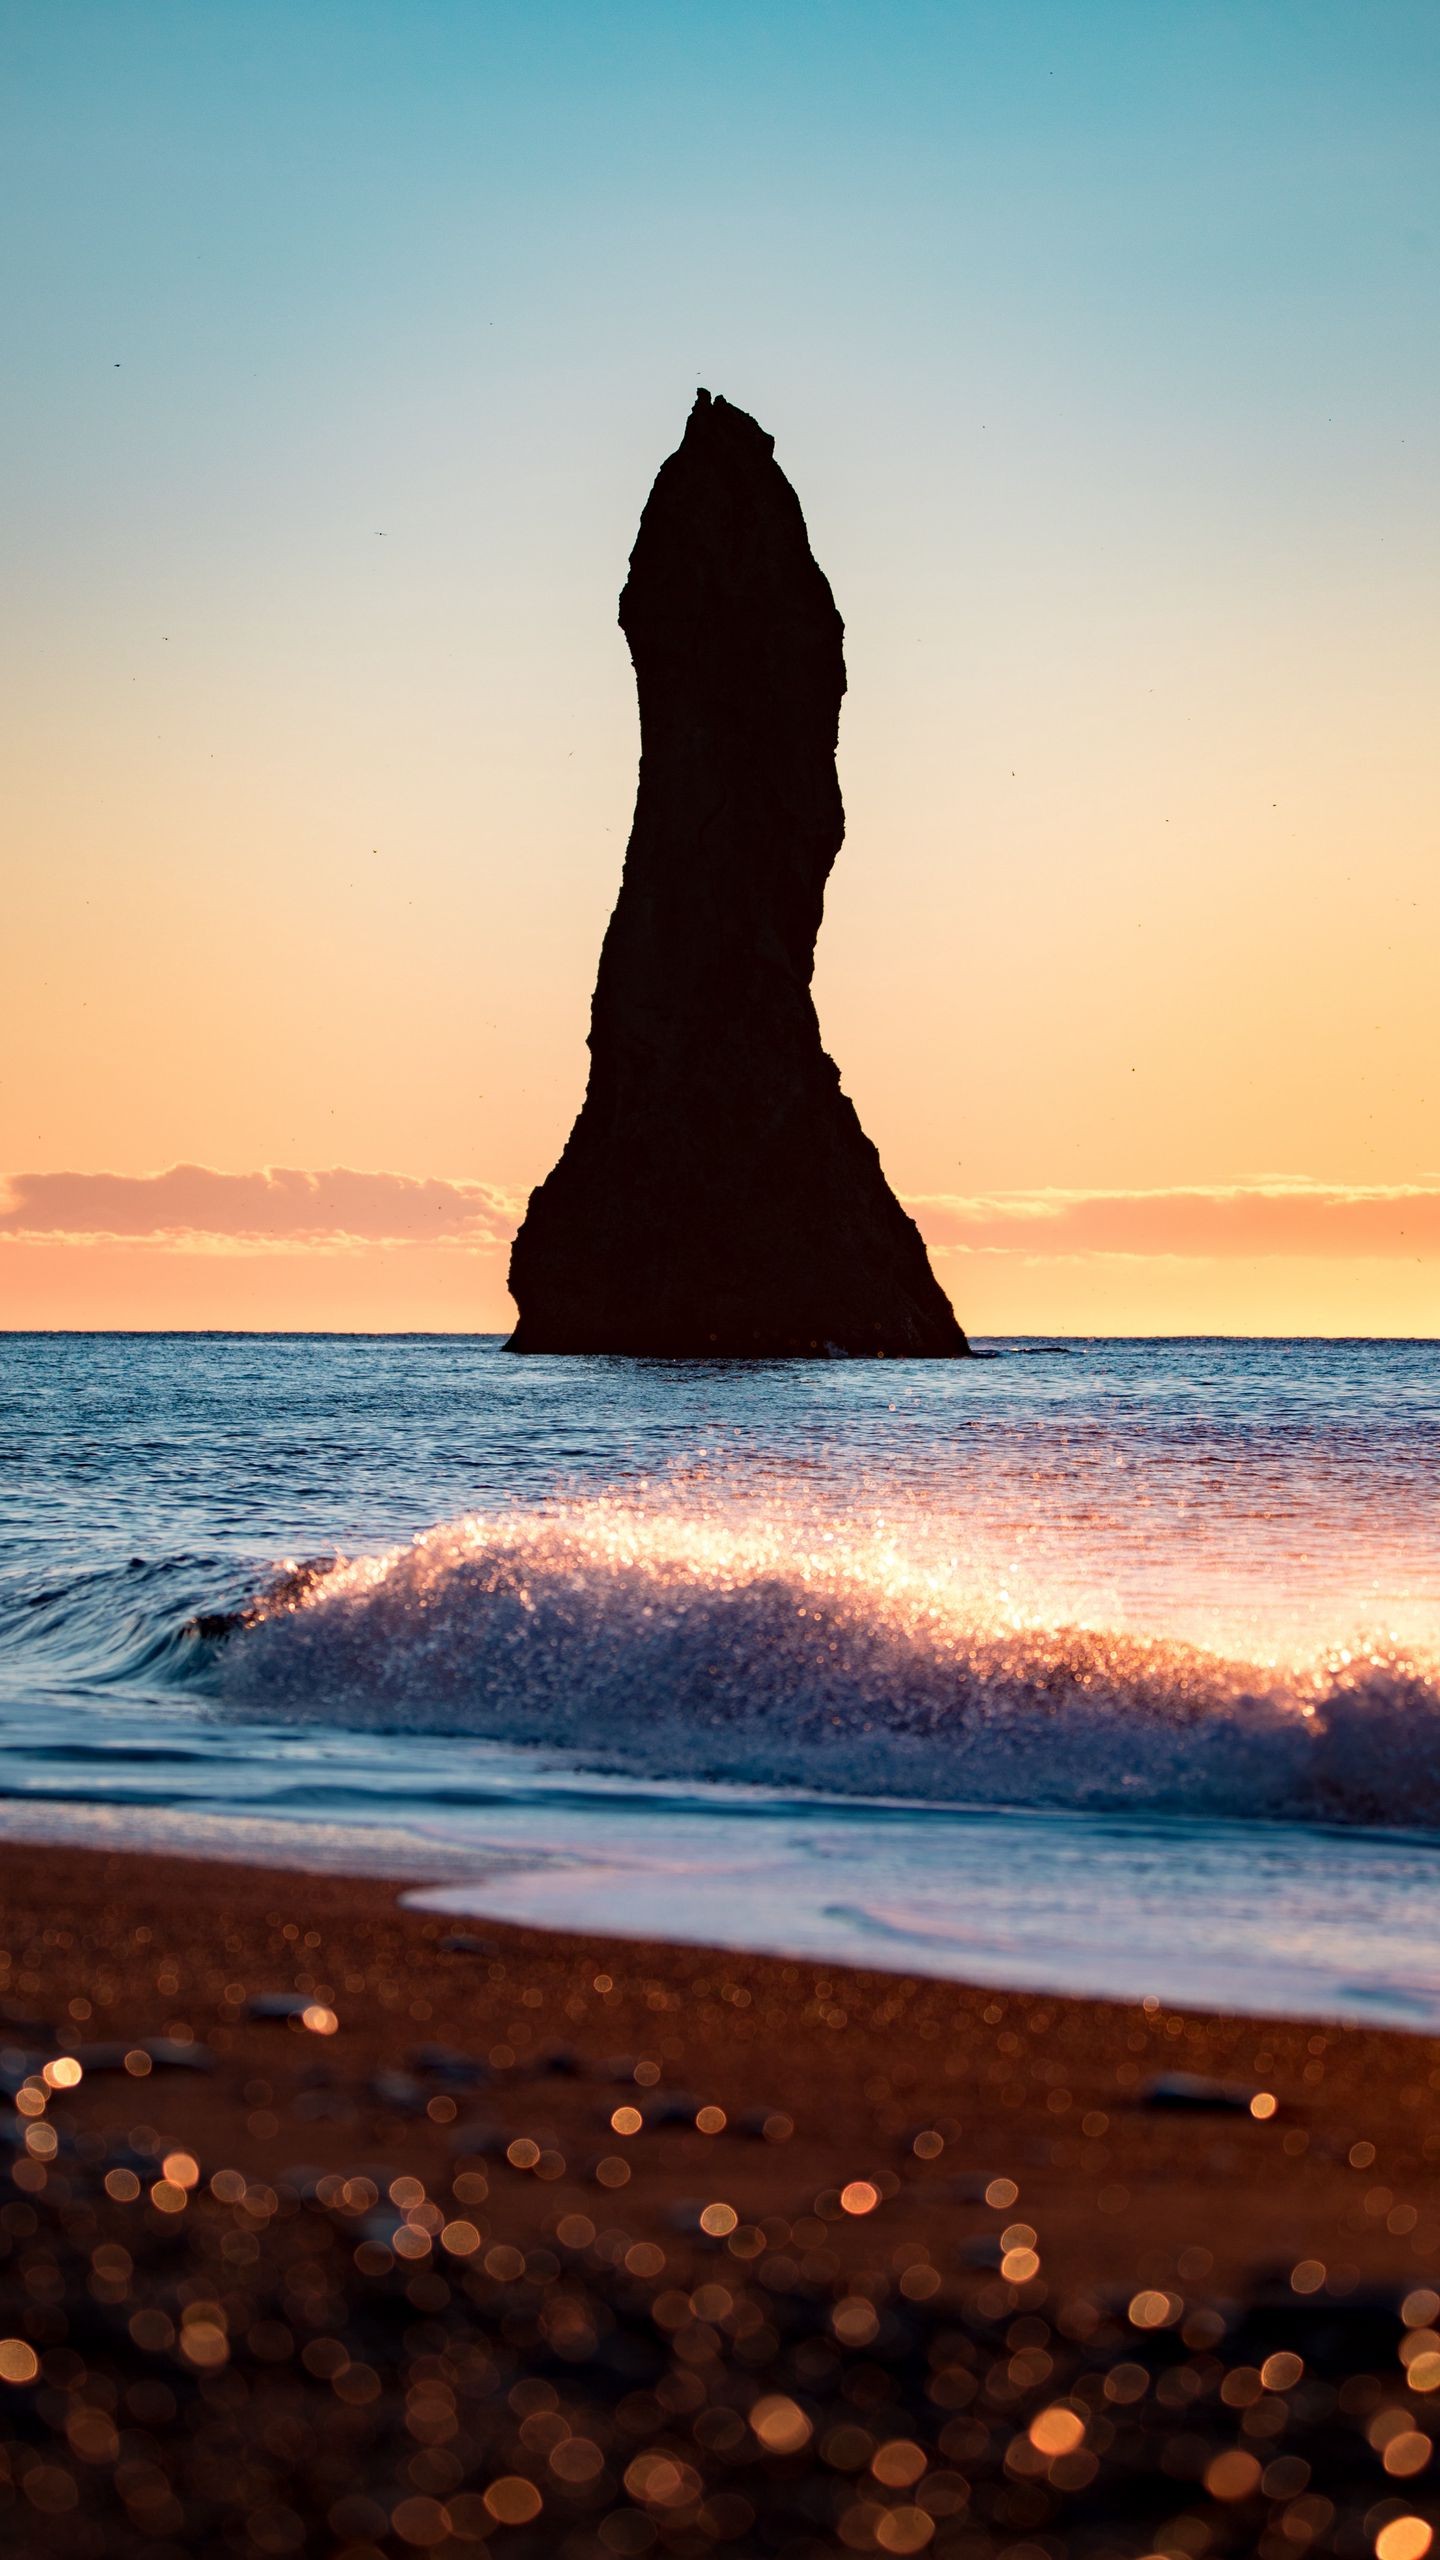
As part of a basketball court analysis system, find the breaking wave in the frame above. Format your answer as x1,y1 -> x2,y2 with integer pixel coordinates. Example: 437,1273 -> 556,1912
216,1504 -> 1440,1832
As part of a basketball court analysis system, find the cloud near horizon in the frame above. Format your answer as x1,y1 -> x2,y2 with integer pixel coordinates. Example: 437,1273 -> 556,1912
911,1181 -> 1440,1261
0,1166 -> 520,1252
2,1166 -> 1438,1263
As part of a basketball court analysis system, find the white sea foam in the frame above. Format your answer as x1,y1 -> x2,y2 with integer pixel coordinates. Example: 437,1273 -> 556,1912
220,1502 -> 1440,1831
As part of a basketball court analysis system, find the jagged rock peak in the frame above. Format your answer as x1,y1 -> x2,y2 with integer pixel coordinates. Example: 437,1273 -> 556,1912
507,391 -> 969,1359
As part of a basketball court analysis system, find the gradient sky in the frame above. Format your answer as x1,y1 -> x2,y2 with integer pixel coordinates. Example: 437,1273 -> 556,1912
4,1 -> 1437,1331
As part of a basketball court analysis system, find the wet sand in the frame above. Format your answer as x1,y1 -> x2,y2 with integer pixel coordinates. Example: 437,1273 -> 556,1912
3,1842 -> 1439,2558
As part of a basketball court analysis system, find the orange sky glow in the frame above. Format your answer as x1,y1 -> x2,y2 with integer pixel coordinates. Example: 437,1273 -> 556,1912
4,6 -> 1436,1336
4,1173 -> 1438,1337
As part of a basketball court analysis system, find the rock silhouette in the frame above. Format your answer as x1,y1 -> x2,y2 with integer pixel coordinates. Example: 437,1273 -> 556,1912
507,391 -> 969,1358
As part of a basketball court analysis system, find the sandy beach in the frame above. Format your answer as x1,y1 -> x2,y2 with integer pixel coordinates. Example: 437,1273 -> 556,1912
3,1841 -> 1439,2557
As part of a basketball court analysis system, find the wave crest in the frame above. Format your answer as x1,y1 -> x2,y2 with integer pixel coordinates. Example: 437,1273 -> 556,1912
216,1505 -> 1440,1830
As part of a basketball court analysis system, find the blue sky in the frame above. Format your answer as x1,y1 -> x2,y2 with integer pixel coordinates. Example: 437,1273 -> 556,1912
4,1 -> 1438,1328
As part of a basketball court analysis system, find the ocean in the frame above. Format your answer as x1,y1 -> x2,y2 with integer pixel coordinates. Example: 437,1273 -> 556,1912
3,1331 -> 1438,2025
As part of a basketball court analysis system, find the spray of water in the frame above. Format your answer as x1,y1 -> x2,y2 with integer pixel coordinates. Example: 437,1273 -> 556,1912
220,1498 -> 1440,1829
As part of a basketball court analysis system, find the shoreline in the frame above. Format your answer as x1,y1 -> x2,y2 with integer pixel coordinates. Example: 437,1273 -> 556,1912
2,1796 -> 1437,2039
4,1841 -> 1440,2554
6,1839 -> 1440,2300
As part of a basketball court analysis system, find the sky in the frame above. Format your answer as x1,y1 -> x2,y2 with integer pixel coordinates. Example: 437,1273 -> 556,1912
3,0 -> 1437,1334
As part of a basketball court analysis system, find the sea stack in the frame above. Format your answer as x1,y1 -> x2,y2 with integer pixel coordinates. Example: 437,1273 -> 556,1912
507,391 -> 969,1358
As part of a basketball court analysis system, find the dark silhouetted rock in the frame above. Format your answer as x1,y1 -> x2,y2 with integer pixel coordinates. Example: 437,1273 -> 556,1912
507,390 -> 968,1359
